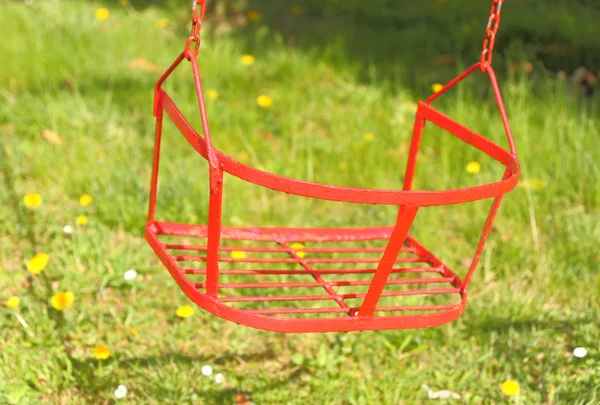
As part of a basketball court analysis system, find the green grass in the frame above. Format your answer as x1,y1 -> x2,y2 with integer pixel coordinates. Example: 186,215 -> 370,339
1,0 -> 600,403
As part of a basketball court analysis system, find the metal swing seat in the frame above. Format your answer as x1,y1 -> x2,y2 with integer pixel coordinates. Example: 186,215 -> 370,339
145,0 -> 519,333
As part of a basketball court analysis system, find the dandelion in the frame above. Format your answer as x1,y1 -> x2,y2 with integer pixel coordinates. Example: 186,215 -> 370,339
6,296 -> 20,309
77,215 -> 88,225
130,327 -> 138,336
201,365 -> 213,376
291,6 -> 303,15
363,133 -> 375,142
431,83 -> 444,93
524,62 -> 533,72
290,243 -> 306,259
338,162 -> 348,171
124,269 -> 138,281
156,18 -> 169,29
51,291 -> 74,311
215,373 -> 225,384
256,95 -> 273,108
176,305 -> 194,318
93,344 -> 111,360
573,347 -> 588,358
240,54 -> 255,66
23,193 -> 42,209
114,385 -> 128,399
247,10 -> 261,21
95,8 -> 110,21
79,194 -> 93,206
27,253 -> 49,274
207,89 -> 219,101
501,380 -> 521,396
466,161 -> 481,174
518,179 -> 546,191
63,225 -> 74,234
231,250 -> 247,259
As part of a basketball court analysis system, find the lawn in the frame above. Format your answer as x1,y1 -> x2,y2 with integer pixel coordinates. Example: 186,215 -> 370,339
1,0 -> 599,404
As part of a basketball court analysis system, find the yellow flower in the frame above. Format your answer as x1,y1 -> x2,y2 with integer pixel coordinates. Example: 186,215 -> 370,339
156,18 -> 169,29
23,193 -> 42,209
51,291 -> 74,311
290,243 -> 306,259
95,8 -> 110,21
364,133 -> 375,142
466,161 -> 481,174
501,380 -> 521,396
27,253 -> 49,274
240,54 -> 255,66
130,327 -> 138,336
524,62 -> 533,72
79,194 -> 93,206
77,215 -> 88,225
431,83 -> 444,93
291,6 -> 303,15
93,345 -> 111,360
256,95 -> 273,108
6,296 -> 20,309
338,162 -> 348,171
518,179 -> 547,191
207,89 -> 219,101
176,305 -> 195,318
230,250 -> 246,259
247,10 -> 261,21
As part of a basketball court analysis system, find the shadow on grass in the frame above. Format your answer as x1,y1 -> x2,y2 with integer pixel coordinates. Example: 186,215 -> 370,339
67,347 -> 296,402
472,315 -> 594,336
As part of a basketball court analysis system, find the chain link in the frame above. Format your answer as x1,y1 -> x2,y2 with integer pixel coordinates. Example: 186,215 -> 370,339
186,0 -> 207,54
480,0 -> 503,71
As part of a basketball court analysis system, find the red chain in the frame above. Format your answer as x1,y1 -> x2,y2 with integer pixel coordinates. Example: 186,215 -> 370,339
186,0 -> 207,55
480,0 -> 503,72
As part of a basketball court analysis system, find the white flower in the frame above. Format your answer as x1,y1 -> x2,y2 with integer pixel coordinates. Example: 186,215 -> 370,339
63,225 -> 74,234
201,365 -> 213,376
124,269 -> 138,281
422,384 -> 461,400
214,373 -> 224,384
114,385 -> 127,399
573,347 -> 588,358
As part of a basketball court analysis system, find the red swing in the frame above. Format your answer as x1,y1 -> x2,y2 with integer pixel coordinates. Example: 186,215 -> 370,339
145,0 -> 519,332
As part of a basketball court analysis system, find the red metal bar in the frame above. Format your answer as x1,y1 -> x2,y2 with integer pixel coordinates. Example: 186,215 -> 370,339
165,244 -> 405,254
195,277 -> 452,290
487,66 -> 517,155
173,255 -> 425,264
218,287 -> 461,303
183,267 -> 443,275
155,220 -> 396,242
147,106 -> 163,223
279,241 -> 349,311
402,109 -> 425,192
249,305 -> 456,315
157,90 -> 519,207
205,168 -> 223,298
359,206 -> 419,316
153,52 -> 186,117
461,173 -> 509,291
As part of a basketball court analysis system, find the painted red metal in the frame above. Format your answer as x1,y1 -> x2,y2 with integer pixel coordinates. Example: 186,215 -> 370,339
144,0 -> 519,332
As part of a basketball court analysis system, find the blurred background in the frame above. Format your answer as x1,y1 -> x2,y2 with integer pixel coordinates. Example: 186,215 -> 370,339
1,0 -> 599,404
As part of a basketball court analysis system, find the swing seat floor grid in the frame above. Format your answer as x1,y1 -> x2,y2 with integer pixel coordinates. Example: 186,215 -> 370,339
147,221 -> 466,330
